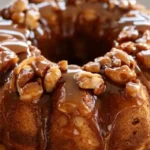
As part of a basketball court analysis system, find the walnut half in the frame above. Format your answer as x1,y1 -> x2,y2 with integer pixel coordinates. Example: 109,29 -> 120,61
105,65 -> 136,84
137,50 -> 150,68
74,71 -> 105,95
125,80 -> 148,101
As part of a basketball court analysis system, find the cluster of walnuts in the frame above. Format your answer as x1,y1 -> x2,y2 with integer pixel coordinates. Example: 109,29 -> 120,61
8,56 -> 62,103
83,48 -> 137,84
6,55 -> 106,102
1,0 -> 40,29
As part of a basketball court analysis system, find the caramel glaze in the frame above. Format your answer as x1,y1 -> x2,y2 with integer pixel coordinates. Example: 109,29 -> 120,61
1,1 -> 150,150
97,79 -> 144,138
0,19 -> 31,88
1,66 -> 104,150
0,19 -> 30,57
49,66 -> 145,149
0,18 -> 46,146
58,67 -> 95,115
49,66 -> 103,149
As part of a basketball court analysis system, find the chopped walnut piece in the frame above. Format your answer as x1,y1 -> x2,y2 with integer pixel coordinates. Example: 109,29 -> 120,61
105,65 -> 136,84
95,48 -> 136,71
11,12 -> 25,24
16,65 -> 34,89
10,0 -> 28,13
137,50 -> 150,68
112,58 -> 122,67
74,71 -> 105,95
95,56 -> 112,68
125,81 -> 147,100
31,56 -> 52,77
136,30 -> 150,43
108,0 -> 136,9
125,81 -> 140,98
29,45 -> 41,57
93,47 -> 137,84
20,81 -> 43,103
12,56 -> 62,102
44,66 -> 61,92
82,61 -> 100,73
118,41 -> 150,55
58,60 -> 68,71
135,43 -> 150,51
118,26 -> 139,42
14,57 -> 36,74
106,48 -> 136,69
118,42 -> 136,54
6,0 -> 40,30
25,8 -> 40,30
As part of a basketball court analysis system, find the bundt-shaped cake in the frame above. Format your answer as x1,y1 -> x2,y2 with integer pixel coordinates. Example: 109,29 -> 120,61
0,0 -> 150,150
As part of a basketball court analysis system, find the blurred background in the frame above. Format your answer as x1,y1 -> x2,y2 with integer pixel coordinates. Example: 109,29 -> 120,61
140,0 -> 150,8
0,0 -> 150,8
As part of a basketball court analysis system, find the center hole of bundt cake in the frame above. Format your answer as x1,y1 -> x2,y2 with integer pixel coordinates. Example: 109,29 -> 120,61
39,35 -> 112,65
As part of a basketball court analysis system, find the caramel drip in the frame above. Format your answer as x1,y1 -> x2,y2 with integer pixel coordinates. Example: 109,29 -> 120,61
0,19 -> 29,40
98,80 -> 144,137
1,40 -> 29,54
0,19 -> 30,55
62,69 -> 83,105
58,66 -> 90,115
50,66 -> 104,149
0,20 -> 31,85
37,94 -> 51,150
119,10 -> 150,31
